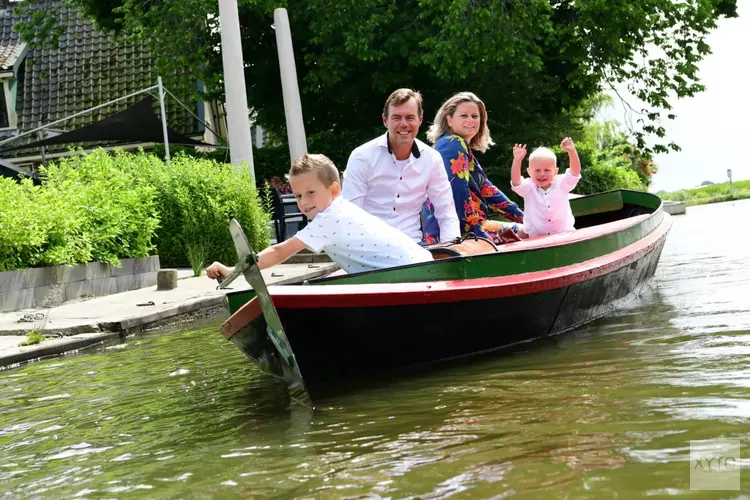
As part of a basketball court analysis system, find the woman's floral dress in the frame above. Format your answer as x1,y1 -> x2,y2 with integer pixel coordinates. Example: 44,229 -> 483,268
422,134 -> 524,245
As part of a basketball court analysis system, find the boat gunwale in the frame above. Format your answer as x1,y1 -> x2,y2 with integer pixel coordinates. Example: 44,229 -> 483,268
223,189 -> 664,303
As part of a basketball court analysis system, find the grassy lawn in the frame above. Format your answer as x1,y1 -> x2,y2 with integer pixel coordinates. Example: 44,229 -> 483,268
658,179 -> 750,206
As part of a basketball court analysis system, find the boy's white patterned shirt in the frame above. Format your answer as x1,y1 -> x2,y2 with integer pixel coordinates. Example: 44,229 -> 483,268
294,196 -> 433,274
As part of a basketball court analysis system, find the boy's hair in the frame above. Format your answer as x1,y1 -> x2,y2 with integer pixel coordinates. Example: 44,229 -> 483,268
426,91 -> 494,152
289,154 -> 341,187
528,147 -> 557,166
383,88 -> 423,117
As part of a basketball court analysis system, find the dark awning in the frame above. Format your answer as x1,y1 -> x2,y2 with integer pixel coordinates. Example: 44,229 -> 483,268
0,158 -> 40,185
0,96 -> 212,153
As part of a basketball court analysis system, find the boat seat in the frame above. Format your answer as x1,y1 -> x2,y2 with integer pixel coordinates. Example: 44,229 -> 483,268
570,191 -> 624,217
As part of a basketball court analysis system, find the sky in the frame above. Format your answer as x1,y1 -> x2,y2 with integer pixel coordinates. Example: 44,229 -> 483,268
601,0 -> 749,192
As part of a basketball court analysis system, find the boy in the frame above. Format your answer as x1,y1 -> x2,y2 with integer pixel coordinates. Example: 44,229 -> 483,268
510,137 -> 582,238
206,153 -> 433,279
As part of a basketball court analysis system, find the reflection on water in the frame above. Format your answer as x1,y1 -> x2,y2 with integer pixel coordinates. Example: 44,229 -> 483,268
1,200 -> 750,498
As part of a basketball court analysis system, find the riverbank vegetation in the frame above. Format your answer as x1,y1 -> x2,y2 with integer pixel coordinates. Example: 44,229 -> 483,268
658,180 -> 750,206
0,150 -> 269,272
19,330 -> 45,347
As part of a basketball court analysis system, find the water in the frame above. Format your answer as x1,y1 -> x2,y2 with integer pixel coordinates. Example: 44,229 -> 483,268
1,200 -> 750,499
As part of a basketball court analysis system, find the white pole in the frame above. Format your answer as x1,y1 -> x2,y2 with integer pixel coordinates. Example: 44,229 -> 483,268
218,0 -> 255,178
274,8 -> 307,164
157,76 -> 170,163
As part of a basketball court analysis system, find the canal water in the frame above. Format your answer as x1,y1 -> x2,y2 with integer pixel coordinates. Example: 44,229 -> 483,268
1,200 -> 749,499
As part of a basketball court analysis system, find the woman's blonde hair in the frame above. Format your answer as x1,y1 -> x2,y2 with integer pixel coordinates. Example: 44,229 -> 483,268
426,92 -> 494,152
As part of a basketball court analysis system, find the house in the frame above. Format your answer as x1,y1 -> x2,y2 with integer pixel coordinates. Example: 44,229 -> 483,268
0,0 -> 231,170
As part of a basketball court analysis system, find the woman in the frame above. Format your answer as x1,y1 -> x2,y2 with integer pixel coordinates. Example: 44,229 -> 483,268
422,92 -> 524,245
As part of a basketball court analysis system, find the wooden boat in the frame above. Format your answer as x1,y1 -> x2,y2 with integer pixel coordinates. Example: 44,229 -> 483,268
218,190 -> 672,406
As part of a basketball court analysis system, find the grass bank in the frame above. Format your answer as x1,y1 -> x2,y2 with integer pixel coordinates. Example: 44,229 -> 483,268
658,180 -> 750,207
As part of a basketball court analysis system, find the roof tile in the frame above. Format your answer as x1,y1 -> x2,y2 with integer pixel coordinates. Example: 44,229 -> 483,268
0,0 -> 198,148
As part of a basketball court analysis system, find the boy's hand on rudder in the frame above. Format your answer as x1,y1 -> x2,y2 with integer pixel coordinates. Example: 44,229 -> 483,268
513,144 -> 527,161
206,261 -> 230,280
561,137 -> 576,153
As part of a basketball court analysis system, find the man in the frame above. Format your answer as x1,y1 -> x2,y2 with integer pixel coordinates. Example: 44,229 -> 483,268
343,89 -> 460,243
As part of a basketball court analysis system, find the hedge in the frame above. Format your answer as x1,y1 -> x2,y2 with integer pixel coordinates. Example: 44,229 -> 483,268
0,149 -> 270,272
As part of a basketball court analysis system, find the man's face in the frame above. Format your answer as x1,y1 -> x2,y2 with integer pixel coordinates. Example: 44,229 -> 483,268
382,98 -> 423,150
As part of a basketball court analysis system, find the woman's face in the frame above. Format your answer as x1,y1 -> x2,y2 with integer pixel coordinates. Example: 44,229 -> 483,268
446,101 -> 481,143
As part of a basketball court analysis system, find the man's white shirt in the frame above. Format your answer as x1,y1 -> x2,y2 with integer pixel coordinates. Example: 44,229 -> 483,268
295,196 -> 433,274
343,133 -> 460,242
511,169 -> 581,237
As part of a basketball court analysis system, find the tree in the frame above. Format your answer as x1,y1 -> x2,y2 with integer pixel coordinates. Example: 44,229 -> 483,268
16,0 -> 737,182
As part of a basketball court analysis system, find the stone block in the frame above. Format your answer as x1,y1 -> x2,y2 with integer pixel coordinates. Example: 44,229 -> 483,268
40,264 -> 86,285
132,256 -> 147,274
113,274 -> 136,293
86,277 -> 108,297
20,268 -> 46,289
0,264 -> 90,293
112,258 -> 135,277
39,266 -> 61,285
0,270 -> 19,292
33,284 -> 66,308
156,269 -> 178,290
133,256 -> 160,274
1,288 -> 34,312
55,264 -> 87,284
131,272 -> 155,290
85,262 -> 110,281
141,270 -> 158,288
65,279 -> 91,302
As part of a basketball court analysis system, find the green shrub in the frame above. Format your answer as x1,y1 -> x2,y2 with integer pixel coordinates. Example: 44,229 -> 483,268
574,162 -> 646,195
0,177 -> 46,271
0,149 -> 269,272
157,143 -> 293,187
136,152 -> 270,268
39,150 -> 160,266
19,330 -> 45,346
0,151 -> 159,271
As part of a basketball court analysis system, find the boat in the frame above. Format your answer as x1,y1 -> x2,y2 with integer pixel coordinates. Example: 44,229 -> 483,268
663,199 -> 687,215
218,189 -> 672,406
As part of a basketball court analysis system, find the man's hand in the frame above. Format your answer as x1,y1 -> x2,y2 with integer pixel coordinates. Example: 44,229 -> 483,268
513,143 -> 527,161
561,137 -> 576,153
205,262 -> 232,280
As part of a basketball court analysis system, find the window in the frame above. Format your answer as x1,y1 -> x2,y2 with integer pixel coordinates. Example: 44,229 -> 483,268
0,84 -> 9,128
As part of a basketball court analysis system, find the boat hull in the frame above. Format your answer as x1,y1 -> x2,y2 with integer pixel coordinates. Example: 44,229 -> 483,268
222,201 -> 671,400
283,239 -> 663,387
